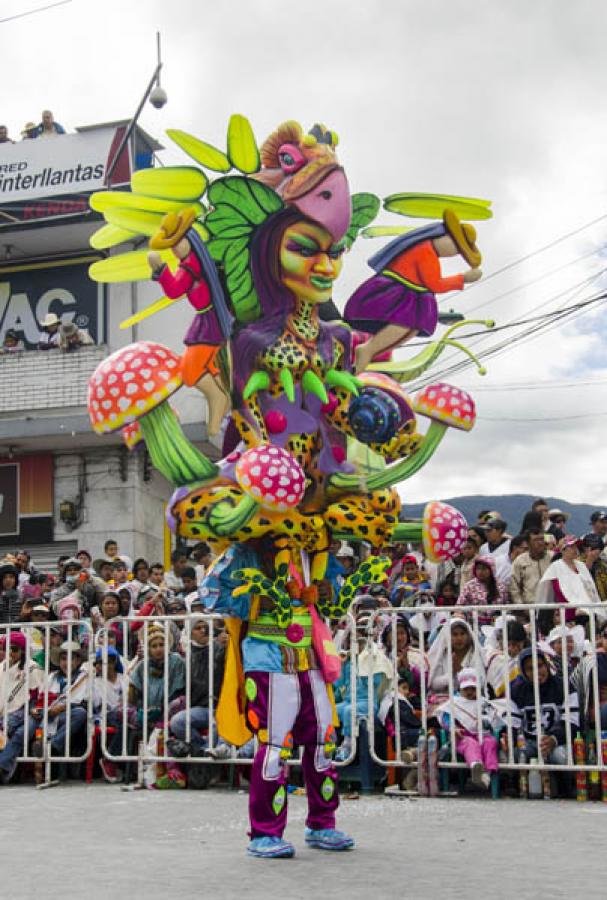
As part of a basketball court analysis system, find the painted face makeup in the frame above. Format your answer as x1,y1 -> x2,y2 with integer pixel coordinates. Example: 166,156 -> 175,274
279,221 -> 345,303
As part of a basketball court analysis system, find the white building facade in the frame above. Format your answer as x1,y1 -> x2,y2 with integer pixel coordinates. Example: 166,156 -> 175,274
0,122 -> 217,570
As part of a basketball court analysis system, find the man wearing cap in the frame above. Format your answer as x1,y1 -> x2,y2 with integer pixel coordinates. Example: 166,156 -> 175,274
588,511 -> 607,542
58,320 -> 94,352
480,518 -> 512,583
547,509 -> 569,543
38,641 -> 88,756
37,312 -> 61,350
510,528 -> 553,606
345,208 -> 483,372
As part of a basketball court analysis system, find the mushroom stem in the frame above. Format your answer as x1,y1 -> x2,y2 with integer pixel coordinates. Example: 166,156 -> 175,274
390,521 -> 423,543
328,420 -> 446,494
140,402 -> 218,486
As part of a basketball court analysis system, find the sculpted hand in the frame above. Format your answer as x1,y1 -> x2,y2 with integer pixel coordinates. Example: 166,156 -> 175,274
148,251 -> 163,272
463,267 -> 482,284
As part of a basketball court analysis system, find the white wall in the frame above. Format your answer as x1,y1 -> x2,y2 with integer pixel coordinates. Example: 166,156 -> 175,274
53,446 -> 170,563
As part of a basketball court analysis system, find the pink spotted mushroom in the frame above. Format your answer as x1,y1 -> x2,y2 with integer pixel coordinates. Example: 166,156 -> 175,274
392,501 -> 468,563
88,341 -> 182,434
207,444 -> 306,537
235,445 -> 306,512
414,383 -> 476,432
88,341 -> 217,486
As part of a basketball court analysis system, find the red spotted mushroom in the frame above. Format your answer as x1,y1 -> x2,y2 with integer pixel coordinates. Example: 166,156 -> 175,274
88,341 -> 217,485
392,500 -> 468,563
414,383 -> 476,432
208,445 -> 306,536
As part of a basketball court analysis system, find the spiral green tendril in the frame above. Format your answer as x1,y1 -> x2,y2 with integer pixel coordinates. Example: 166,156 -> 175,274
231,567 -> 292,626
207,494 -> 258,536
328,420 -> 447,494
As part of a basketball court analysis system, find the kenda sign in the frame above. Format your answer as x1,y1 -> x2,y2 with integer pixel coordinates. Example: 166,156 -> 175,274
0,125 -> 129,207
0,258 -> 105,349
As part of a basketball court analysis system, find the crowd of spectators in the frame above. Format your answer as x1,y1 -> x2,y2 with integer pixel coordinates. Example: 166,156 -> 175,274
0,110 -> 65,145
0,502 -> 606,796
0,313 -> 94,355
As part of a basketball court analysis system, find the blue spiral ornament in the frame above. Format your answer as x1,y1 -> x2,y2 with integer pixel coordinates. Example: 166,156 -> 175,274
347,387 -> 401,445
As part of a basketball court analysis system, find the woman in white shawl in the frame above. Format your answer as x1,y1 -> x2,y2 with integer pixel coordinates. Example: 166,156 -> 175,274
536,536 -> 602,624
427,617 -> 482,698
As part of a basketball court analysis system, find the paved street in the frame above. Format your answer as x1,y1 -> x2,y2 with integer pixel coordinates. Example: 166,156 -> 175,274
2,785 -> 605,899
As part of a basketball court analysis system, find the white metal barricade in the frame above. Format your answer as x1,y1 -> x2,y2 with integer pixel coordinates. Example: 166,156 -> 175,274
96,611 -> 359,779
365,603 -> 607,790
0,620 -> 94,788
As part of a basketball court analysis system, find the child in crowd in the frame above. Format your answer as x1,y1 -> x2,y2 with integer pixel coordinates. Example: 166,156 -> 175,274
484,619 -> 527,698
456,556 -> 510,627
93,645 -> 128,783
378,676 -> 421,763
436,667 -> 500,790
390,555 -> 432,607
435,579 -> 459,608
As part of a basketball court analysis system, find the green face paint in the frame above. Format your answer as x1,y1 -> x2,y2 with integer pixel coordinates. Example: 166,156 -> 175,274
279,221 -> 343,304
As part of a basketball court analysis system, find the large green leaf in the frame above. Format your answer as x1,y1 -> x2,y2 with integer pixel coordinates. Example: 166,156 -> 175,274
207,177 -> 282,226
131,166 -> 207,201
167,129 -> 231,172
223,237 -> 259,322
227,114 -> 260,174
384,193 -> 493,220
344,192 -> 381,249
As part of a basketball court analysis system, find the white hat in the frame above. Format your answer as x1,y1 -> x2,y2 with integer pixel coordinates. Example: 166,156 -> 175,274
59,640 -> 82,654
41,312 -> 60,328
548,508 -> 569,521
336,541 -> 354,558
458,667 -> 478,690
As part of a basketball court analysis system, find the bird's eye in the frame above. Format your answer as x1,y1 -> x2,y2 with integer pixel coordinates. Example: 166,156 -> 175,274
277,143 -> 305,174
319,190 -> 332,200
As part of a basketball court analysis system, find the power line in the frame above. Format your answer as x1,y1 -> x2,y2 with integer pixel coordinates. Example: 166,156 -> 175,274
458,377 -> 607,392
0,0 -> 72,25
479,411 -> 607,422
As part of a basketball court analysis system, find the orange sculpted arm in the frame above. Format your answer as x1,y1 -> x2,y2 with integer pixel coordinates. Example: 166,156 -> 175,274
415,243 -> 464,293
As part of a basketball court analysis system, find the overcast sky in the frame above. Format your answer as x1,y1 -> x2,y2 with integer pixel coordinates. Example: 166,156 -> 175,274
3,0 -> 607,505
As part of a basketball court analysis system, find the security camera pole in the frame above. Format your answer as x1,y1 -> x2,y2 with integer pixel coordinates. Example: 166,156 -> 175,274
106,31 -> 166,188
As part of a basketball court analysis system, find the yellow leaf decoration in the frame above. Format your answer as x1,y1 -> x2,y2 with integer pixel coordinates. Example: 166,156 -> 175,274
167,129 -> 231,173
361,225 -> 417,239
384,193 -> 493,221
103,208 -> 165,237
91,191 -> 203,217
89,248 -> 177,283
227,114 -> 260,174
131,166 -> 208,201
89,223 -> 138,250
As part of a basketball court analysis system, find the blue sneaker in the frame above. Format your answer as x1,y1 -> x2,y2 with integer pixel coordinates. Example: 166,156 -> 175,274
305,828 -> 355,851
247,836 -> 295,859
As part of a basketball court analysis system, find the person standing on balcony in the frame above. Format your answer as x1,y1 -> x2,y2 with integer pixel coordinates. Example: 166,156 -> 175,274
38,313 -> 60,350
34,110 -> 65,138
0,126 -> 14,144
58,321 -> 94,352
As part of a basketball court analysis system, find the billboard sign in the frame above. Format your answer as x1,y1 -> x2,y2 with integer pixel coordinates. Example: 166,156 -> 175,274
0,257 -> 105,348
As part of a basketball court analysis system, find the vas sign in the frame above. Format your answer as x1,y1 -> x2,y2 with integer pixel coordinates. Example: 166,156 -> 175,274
0,257 -> 105,349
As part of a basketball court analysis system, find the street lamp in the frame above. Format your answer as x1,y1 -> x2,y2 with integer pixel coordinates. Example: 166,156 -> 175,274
106,31 -> 166,187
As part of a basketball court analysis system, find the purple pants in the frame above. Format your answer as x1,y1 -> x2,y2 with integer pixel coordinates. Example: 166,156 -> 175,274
245,669 -> 339,839
456,733 -> 499,773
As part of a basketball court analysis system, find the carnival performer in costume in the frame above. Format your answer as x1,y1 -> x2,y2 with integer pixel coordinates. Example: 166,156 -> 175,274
148,209 -> 233,435
200,540 -> 358,858
86,114 -> 490,859
346,210 -> 483,373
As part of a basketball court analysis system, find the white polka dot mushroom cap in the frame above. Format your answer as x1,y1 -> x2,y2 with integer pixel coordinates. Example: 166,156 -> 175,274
88,341 -> 183,434
422,501 -> 468,563
413,383 -> 476,432
235,445 -> 306,512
